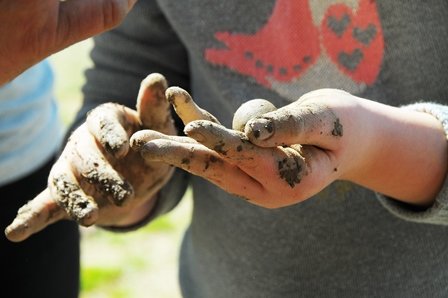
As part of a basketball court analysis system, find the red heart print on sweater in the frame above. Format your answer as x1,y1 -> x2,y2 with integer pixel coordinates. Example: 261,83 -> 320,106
321,0 -> 384,85
205,0 -> 321,87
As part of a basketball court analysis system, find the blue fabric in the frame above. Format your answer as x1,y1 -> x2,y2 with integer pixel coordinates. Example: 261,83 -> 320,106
0,61 -> 63,186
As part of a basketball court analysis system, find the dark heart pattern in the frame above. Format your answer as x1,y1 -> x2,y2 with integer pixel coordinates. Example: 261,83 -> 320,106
321,0 -> 384,85
338,49 -> 363,70
204,0 -> 384,90
353,24 -> 377,45
327,14 -> 351,37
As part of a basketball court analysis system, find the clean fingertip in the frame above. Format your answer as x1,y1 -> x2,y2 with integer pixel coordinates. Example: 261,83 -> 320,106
142,73 -> 167,87
4,219 -> 28,242
4,201 -> 41,242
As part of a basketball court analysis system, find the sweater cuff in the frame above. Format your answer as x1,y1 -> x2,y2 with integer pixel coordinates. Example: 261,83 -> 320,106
100,168 -> 189,232
376,102 -> 448,225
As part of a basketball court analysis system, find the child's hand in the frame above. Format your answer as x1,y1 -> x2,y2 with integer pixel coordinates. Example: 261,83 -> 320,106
134,88 -> 360,208
133,88 -> 447,209
5,73 -> 176,242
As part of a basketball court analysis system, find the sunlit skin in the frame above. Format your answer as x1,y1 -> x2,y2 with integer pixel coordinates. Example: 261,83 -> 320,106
135,88 -> 448,208
0,0 -> 136,86
5,77 -> 447,242
5,73 -> 174,241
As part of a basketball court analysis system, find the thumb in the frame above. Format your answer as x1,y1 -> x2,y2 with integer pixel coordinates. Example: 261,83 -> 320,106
4,188 -> 68,242
136,73 -> 175,134
245,101 -> 344,150
58,0 -> 136,47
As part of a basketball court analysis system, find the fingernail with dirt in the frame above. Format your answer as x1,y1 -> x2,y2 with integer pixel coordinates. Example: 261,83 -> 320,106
130,135 -> 147,151
246,118 -> 274,140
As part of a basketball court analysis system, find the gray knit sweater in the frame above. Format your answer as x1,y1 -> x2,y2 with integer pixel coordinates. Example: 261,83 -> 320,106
80,0 -> 448,297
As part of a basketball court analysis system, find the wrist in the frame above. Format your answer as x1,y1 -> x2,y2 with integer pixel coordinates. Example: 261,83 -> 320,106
347,100 -> 448,206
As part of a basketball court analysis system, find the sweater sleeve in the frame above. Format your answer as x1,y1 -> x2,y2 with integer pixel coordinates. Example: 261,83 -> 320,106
71,0 -> 191,230
376,102 -> 448,225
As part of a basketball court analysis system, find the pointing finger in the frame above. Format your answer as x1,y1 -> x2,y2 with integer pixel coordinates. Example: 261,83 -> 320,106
139,138 -> 265,201
184,120 -> 309,188
4,188 -> 67,242
130,129 -> 197,151
184,120 -> 258,162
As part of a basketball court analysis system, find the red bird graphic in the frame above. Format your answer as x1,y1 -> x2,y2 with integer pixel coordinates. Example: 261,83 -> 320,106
205,0 -> 321,87
205,0 -> 384,90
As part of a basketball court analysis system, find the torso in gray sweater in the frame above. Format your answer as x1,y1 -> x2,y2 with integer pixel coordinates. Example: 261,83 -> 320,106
81,1 -> 448,297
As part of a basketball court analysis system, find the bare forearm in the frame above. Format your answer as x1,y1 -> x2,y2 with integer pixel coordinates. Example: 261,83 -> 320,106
347,99 -> 448,206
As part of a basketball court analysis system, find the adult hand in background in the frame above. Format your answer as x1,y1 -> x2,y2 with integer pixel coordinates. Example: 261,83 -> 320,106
5,73 -> 175,242
0,0 -> 136,85
133,88 -> 447,209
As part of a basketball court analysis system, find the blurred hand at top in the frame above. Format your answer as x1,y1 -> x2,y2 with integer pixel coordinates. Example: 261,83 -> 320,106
0,0 -> 137,85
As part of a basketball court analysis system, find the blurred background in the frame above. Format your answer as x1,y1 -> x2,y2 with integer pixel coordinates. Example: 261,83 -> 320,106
49,39 -> 192,298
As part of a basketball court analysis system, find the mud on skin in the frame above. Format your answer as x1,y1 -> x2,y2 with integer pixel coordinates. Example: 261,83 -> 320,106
277,155 -> 304,187
231,99 -> 309,187
213,140 -> 228,155
332,118 -> 343,137
82,169 -> 133,206
203,155 -> 220,171
52,174 -> 95,223
100,107 -> 129,152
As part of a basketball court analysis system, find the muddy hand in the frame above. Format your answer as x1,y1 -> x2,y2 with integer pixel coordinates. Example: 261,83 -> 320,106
243,89 -> 448,206
132,88 -> 372,208
130,87 -> 310,208
5,73 -> 176,242
242,89 -> 369,176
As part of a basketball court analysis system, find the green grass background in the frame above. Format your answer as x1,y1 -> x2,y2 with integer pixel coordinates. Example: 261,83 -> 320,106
49,39 -> 191,298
